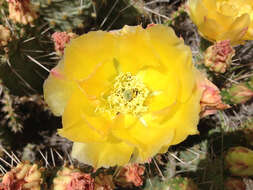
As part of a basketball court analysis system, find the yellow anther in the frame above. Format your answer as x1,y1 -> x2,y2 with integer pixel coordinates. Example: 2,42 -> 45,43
101,72 -> 149,117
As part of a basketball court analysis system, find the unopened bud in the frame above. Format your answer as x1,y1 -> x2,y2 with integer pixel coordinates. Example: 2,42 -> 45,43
199,77 -> 230,117
114,164 -> 145,188
228,83 -> 253,104
225,146 -> 253,176
204,40 -> 235,73
52,32 -> 78,56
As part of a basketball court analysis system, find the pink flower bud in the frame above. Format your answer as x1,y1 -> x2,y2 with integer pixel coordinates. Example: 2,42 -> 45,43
52,32 -> 77,56
114,164 -> 145,188
199,77 -> 230,117
204,40 -> 235,73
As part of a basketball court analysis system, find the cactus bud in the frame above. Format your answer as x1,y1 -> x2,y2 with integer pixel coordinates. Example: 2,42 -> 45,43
0,25 -> 11,47
199,77 -> 230,117
0,162 -> 42,190
114,164 -> 145,188
51,32 -> 77,56
227,83 -> 253,104
224,177 -> 246,190
225,146 -> 253,176
7,0 -> 38,25
52,166 -> 94,190
204,40 -> 235,73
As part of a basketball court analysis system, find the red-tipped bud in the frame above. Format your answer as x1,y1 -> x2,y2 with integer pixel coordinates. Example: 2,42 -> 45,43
228,83 -> 253,104
199,77 -> 230,117
225,147 -> 253,176
204,40 -> 235,73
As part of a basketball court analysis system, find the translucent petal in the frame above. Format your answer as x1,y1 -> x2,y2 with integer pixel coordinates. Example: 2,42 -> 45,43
71,141 -> 134,168
188,0 -> 207,25
219,14 -> 250,44
78,59 -> 117,98
112,115 -> 176,162
63,31 -> 117,80
169,87 -> 201,145
198,17 -> 223,42
146,25 -> 196,102
43,65 -> 77,116
59,87 -> 111,143
113,26 -> 162,74
136,68 -> 179,111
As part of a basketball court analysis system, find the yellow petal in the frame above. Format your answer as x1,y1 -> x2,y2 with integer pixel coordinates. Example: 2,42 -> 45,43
169,88 -> 201,145
146,25 -> 196,102
113,26 -> 162,74
71,141 -> 134,168
43,65 -> 77,116
198,17 -> 223,42
112,113 -> 176,162
188,0 -> 207,25
220,14 -> 250,44
78,59 -> 117,98
63,31 -> 117,80
136,68 -> 179,111
59,87 -> 111,143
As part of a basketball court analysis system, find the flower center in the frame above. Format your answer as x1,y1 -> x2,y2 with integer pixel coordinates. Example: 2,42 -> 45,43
106,72 -> 149,116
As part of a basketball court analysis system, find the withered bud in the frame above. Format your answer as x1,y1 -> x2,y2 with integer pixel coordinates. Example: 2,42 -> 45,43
7,0 -> 38,25
204,40 -> 235,73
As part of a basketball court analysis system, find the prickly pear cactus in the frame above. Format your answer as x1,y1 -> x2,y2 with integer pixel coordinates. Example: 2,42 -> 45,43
32,0 -> 95,31
93,0 -> 147,30
0,29 -> 55,95
31,0 -> 146,31
0,1 -> 55,95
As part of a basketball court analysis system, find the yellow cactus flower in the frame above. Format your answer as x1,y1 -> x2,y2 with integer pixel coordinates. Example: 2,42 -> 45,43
188,0 -> 253,45
43,25 -> 203,168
